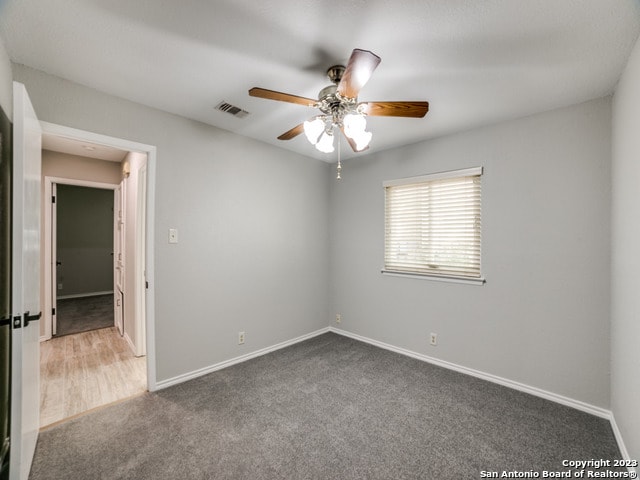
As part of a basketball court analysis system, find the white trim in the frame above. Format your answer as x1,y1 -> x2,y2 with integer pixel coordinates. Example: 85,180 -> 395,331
155,328 -> 331,390
328,327 -> 611,419
43,179 -> 52,340
144,149 -> 157,391
123,332 -> 136,356
43,176 -> 117,341
57,291 -> 113,300
40,121 -> 157,392
609,413 -> 637,475
383,166 -> 483,187
381,270 -> 486,285
45,176 -> 117,190
40,121 -> 153,154
134,162 -> 147,357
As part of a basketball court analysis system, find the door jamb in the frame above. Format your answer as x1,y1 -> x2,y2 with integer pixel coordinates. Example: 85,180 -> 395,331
43,177 -> 117,341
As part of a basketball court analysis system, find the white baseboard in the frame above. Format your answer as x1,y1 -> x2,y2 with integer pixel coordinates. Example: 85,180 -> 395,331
123,331 -> 136,355
609,413 -> 637,474
57,290 -> 113,300
155,327 -> 331,390
329,327 -> 611,419
610,414 -> 630,459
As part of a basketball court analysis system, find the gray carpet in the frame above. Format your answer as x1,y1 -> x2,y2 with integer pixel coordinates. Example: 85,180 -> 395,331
29,333 -> 623,480
55,294 -> 114,337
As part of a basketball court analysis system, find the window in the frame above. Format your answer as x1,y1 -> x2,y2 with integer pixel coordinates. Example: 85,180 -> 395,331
383,167 -> 483,283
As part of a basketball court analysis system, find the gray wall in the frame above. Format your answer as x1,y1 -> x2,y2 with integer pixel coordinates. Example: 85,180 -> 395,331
13,64 -> 331,382
330,97 -> 612,408
56,184 -> 114,297
612,33 -> 640,463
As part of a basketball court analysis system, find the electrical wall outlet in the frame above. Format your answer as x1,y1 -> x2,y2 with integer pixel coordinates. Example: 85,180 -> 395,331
238,331 -> 245,345
335,313 -> 341,324
430,333 -> 437,346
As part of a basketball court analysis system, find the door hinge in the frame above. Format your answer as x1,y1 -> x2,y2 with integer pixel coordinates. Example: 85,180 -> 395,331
145,281 -> 149,289
52,195 -> 56,203
52,307 -> 56,316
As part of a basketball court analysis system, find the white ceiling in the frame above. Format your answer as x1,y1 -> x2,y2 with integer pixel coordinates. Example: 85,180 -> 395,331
1,1 -> 639,162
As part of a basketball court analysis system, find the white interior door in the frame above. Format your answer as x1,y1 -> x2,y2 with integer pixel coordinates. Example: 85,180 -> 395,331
10,82 -> 41,480
114,182 -> 124,336
51,183 -> 57,336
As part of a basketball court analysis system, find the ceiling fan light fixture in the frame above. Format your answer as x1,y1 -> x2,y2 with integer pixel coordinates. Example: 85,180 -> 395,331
343,113 -> 366,137
315,131 -> 335,153
343,113 -> 372,150
249,48 -> 428,163
303,117 -> 324,144
352,130 -> 372,151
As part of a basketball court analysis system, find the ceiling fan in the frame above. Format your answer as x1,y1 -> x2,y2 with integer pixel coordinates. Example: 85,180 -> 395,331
249,49 -> 429,157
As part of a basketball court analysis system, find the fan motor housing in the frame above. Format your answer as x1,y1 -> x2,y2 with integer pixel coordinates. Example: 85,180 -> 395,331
318,85 -> 338,101
326,65 -> 345,84
317,82 -> 358,120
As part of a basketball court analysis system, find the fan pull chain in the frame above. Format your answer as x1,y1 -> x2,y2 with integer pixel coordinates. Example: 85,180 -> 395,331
336,132 -> 342,180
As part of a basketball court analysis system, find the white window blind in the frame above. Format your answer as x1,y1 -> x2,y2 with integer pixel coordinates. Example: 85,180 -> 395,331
383,167 -> 482,279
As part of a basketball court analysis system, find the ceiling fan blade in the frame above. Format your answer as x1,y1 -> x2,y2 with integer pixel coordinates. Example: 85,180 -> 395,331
359,101 -> 429,118
249,87 -> 317,107
337,49 -> 381,99
277,123 -> 305,140
339,127 -> 370,153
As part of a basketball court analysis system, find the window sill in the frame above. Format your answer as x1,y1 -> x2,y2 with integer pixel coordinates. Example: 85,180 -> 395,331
381,270 -> 486,285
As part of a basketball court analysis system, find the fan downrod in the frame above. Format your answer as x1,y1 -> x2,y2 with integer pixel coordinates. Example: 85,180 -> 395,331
326,65 -> 345,85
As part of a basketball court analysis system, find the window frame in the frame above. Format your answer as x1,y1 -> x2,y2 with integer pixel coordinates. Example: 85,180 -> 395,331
382,167 -> 485,285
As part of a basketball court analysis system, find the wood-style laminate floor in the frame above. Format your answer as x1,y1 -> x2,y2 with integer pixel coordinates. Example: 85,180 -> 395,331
40,327 -> 147,427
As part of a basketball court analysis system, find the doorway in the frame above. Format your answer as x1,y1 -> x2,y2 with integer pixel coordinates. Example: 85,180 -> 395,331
38,122 -> 156,426
53,183 -> 115,338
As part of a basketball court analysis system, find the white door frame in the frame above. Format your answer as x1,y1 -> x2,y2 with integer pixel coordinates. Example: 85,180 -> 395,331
114,182 -> 124,336
50,182 -> 56,336
135,163 -> 147,357
39,121 -> 157,392
43,177 -> 117,340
